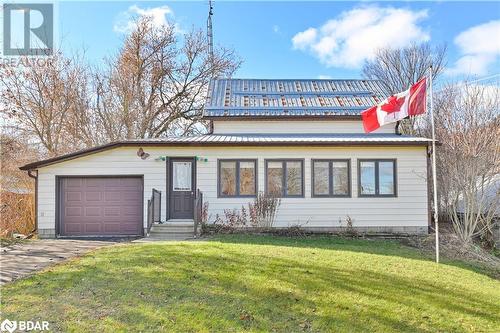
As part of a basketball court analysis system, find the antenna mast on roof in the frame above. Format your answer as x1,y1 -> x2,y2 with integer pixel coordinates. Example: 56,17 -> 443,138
207,0 -> 214,71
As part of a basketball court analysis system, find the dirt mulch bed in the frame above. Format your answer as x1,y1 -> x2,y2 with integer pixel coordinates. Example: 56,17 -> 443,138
403,232 -> 500,278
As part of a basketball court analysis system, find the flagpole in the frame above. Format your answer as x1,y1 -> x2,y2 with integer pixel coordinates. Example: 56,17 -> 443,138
429,65 -> 440,263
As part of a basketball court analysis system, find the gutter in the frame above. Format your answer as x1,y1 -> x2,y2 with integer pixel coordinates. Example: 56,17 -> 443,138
27,169 -> 38,234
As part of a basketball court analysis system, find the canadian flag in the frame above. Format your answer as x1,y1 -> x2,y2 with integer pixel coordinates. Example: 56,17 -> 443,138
362,77 -> 427,133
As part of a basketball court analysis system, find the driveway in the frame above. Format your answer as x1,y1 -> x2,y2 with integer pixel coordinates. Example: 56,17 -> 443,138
0,239 -> 119,285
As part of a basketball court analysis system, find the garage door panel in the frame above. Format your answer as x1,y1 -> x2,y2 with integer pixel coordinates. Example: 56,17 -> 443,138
103,223 -> 124,232
123,205 -> 141,215
65,207 -> 82,217
104,178 -> 122,186
104,207 -> 121,216
65,223 -> 82,233
84,207 -> 101,217
66,178 -> 83,187
85,192 -> 102,201
123,191 -> 142,201
85,224 -> 101,233
104,191 -> 121,202
119,224 -> 140,232
85,179 -> 104,187
65,192 -> 82,202
60,177 -> 143,236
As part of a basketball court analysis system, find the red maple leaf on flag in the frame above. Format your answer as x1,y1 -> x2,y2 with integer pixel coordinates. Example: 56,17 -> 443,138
380,95 -> 406,113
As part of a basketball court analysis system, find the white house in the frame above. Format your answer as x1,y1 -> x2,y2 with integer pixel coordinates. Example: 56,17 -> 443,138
20,79 -> 433,238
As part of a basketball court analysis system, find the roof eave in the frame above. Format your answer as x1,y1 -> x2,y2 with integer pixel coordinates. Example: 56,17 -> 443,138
20,140 -> 432,171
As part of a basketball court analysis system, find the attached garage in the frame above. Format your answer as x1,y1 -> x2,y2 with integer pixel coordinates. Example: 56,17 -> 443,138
58,177 -> 143,237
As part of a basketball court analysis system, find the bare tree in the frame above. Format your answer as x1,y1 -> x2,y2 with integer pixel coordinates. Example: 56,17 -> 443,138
433,82 -> 499,245
93,17 -> 240,140
362,43 -> 447,134
363,43 -> 446,94
0,53 -> 90,156
1,16 -> 240,158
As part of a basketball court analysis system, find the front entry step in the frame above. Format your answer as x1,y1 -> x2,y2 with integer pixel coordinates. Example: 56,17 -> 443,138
146,220 -> 195,240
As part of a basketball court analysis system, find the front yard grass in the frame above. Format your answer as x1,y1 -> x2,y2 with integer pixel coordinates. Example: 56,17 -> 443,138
1,235 -> 499,332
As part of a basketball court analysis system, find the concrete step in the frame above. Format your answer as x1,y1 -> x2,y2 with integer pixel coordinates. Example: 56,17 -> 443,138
151,226 -> 194,233
153,222 -> 194,227
149,230 -> 194,236
147,233 -> 194,240
164,219 -> 194,225
152,223 -> 194,228
147,220 -> 195,240
151,221 -> 194,232
135,235 -> 195,242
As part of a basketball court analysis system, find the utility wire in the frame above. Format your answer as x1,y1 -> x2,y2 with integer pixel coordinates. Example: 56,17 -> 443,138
434,73 -> 500,93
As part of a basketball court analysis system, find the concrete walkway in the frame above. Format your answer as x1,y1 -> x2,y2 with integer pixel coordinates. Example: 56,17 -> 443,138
0,239 -> 117,285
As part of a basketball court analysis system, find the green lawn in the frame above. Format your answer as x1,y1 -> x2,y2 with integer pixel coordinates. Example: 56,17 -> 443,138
1,235 -> 499,332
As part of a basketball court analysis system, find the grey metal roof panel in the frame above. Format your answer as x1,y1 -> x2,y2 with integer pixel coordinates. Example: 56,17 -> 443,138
204,79 -> 388,118
128,134 -> 432,144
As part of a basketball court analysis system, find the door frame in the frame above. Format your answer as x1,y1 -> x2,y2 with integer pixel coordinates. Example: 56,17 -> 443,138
166,157 -> 197,220
55,175 -> 144,237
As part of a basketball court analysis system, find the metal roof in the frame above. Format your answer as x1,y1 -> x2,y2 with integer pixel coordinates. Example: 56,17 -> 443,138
129,134 -> 432,144
204,79 -> 388,118
20,134 -> 432,170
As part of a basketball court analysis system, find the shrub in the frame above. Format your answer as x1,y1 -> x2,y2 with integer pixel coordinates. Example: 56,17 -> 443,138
248,192 -> 281,228
339,215 -> 358,237
202,192 -> 281,234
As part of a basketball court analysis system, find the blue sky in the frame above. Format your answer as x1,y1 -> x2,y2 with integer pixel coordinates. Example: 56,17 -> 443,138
58,1 -> 500,79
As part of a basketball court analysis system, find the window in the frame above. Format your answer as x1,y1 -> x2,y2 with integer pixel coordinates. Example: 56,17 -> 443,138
312,160 -> 350,197
172,161 -> 192,191
218,160 -> 257,197
358,160 -> 397,197
265,160 -> 304,197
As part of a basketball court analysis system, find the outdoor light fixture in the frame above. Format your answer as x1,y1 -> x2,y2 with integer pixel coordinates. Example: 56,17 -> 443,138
154,156 -> 209,162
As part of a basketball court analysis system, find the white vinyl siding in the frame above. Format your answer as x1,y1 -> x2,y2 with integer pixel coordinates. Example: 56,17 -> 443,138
212,120 -> 396,134
36,145 -> 428,231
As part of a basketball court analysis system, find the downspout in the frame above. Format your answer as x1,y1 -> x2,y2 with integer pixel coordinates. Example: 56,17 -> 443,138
27,169 -> 38,235
208,120 -> 214,134
395,121 -> 401,135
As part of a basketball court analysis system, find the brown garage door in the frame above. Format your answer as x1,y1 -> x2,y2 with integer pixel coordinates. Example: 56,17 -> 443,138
59,177 -> 143,236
